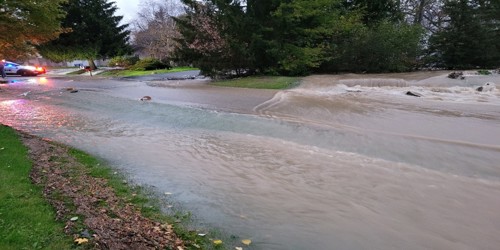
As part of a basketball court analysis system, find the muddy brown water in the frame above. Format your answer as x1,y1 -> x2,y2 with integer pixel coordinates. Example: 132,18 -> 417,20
1,72 -> 500,249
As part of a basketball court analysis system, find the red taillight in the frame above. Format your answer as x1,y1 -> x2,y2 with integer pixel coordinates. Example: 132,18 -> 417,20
36,67 -> 45,72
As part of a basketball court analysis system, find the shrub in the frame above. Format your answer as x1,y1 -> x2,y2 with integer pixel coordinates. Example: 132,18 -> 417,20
477,69 -> 491,75
108,56 -> 140,67
130,58 -> 171,71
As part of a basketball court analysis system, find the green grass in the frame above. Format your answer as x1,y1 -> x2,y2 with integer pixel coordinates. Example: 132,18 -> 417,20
211,76 -> 301,89
67,145 -> 221,250
0,125 -> 73,250
98,67 -> 198,77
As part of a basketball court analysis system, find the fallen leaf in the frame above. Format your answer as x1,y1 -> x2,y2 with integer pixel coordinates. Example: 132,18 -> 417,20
235,247 -> 243,250
70,216 -> 79,221
74,238 -> 88,245
198,233 -> 207,237
213,239 -> 223,245
242,239 -> 252,246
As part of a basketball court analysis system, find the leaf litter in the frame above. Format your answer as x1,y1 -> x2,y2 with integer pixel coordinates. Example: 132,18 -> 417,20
21,132 -> 184,249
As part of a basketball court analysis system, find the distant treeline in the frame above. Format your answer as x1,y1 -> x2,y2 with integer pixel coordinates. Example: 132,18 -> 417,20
174,0 -> 500,77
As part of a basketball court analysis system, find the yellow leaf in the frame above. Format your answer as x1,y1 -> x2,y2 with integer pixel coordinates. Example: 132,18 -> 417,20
74,238 -> 89,245
213,239 -> 223,245
242,239 -> 252,246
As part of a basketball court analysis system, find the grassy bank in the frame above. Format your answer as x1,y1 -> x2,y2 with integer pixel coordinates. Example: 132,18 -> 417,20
0,125 -> 225,249
0,126 -> 72,249
211,76 -> 300,89
99,67 -> 198,77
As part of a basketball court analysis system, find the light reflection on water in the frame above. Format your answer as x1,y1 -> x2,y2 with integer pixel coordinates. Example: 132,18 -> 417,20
1,76 -> 500,250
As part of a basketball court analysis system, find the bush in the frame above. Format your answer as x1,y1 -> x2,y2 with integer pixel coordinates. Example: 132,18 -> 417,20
477,70 -> 491,75
108,56 -> 139,67
130,58 -> 171,71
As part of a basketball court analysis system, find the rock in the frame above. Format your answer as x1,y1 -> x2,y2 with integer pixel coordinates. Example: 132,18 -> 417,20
448,71 -> 463,79
476,82 -> 496,92
406,91 -> 422,97
140,96 -> 152,101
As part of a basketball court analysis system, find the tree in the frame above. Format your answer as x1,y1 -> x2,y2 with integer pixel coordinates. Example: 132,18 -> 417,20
0,0 -> 66,60
132,0 -> 183,61
428,0 -> 500,69
343,0 -> 403,25
38,0 -> 131,69
175,0 -> 252,77
174,0 -> 424,76
400,0 -> 446,33
270,0 -> 348,75
326,21 -> 424,72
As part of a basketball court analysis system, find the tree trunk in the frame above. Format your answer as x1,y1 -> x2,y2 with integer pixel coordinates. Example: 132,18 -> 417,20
87,59 -> 98,70
414,0 -> 427,25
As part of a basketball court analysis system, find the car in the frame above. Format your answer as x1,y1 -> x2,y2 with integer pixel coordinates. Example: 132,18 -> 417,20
3,60 -> 46,76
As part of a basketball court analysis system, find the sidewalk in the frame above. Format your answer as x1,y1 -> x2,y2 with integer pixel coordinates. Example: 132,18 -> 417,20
46,67 -> 110,76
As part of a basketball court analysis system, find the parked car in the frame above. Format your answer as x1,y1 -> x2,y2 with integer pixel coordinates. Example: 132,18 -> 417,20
3,60 -> 46,76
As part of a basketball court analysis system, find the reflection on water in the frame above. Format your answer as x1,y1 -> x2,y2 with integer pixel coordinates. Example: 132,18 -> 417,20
1,74 -> 500,249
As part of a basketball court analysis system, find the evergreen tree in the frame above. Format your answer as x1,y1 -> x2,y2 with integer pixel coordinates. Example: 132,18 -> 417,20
270,0 -> 348,75
343,0 -> 403,25
174,0 -> 424,76
245,0 -> 282,73
38,0 -> 131,69
428,0 -> 500,69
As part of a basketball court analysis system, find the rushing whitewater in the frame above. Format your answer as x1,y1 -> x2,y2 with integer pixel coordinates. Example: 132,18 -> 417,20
1,71 -> 500,250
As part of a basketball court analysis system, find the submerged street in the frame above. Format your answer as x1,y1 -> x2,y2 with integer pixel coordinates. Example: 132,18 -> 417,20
1,72 -> 500,249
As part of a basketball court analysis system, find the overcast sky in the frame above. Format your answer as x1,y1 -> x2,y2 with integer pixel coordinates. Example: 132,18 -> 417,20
114,0 -> 141,24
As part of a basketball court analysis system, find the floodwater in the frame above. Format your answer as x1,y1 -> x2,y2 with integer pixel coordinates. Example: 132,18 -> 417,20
1,72 -> 500,250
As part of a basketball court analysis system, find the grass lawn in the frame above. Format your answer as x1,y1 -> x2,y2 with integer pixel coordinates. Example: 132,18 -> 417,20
211,76 -> 301,89
99,67 -> 198,77
0,125 -> 73,249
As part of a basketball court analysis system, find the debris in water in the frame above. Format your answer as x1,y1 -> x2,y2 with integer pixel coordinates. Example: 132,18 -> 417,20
241,239 -> 252,246
140,96 -> 152,101
405,91 -> 422,97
